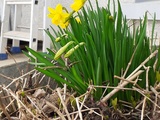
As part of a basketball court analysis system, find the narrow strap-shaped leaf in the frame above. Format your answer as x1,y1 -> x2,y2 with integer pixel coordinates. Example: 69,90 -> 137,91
26,47 -> 53,66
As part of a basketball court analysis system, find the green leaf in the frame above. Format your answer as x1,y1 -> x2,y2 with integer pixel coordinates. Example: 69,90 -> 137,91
26,47 -> 53,66
111,98 -> 118,110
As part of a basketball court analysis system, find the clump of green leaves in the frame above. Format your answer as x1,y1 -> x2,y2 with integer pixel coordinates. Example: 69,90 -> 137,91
24,0 -> 160,103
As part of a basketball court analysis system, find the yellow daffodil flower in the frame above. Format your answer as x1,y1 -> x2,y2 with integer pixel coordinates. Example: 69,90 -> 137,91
70,0 -> 86,12
59,21 -> 69,29
47,4 -> 70,28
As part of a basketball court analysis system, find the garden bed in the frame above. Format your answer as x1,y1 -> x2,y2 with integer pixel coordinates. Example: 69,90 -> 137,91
1,67 -> 160,120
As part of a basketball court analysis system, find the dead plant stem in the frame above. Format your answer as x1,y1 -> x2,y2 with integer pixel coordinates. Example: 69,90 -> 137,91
122,46 -> 137,78
101,70 -> 144,102
133,87 -> 160,110
0,86 -> 11,120
45,100 -> 66,120
141,97 -> 147,120
75,98 -> 83,120
127,50 -> 158,79
100,50 -> 158,103
4,69 -> 35,90
4,89 -> 38,119
57,88 -> 71,120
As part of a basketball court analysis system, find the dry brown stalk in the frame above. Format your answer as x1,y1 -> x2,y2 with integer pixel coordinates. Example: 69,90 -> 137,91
0,86 -> 11,120
100,83 -> 109,100
46,100 -> 66,120
122,46 -> 137,78
140,65 -> 151,120
114,75 -> 142,89
26,95 -> 47,118
94,85 -> 135,91
150,86 -> 160,116
3,88 -> 38,119
76,98 -> 83,120
126,50 -> 158,79
57,87 -> 71,120
143,65 -> 150,91
100,50 -> 158,103
133,87 -> 160,110
141,97 -> 147,120
6,89 -> 16,111
74,85 -> 95,120
79,101 -> 103,119
0,73 -> 13,81
54,108 -> 101,120
150,86 -> 160,99
4,69 -> 36,89
101,70 -> 144,103
5,99 -> 16,112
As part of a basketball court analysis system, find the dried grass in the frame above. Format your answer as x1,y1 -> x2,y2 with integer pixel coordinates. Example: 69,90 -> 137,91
0,51 -> 160,120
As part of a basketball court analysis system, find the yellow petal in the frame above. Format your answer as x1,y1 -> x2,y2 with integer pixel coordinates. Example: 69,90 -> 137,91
55,4 -> 63,12
70,0 -> 86,12
47,13 -> 55,18
48,4 -> 70,28
51,18 -> 59,25
48,7 -> 55,14
59,21 -> 69,29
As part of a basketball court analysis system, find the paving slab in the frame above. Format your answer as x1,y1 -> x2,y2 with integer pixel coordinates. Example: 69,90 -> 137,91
0,53 -> 28,67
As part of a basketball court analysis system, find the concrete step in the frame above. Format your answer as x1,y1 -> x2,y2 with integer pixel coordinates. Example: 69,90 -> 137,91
0,53 -> 28,67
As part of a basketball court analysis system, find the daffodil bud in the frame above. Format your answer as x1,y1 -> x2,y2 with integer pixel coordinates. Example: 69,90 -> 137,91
54,41 -> 74,60
64,42 -> 85,58
64,48 -> 75,58
55,34 -> 68,42
109,15 -> 114,22
55,37 -> 61,42
75,17 -> 81,23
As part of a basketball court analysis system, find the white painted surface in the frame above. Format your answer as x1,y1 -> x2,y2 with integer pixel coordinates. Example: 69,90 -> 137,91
0,0 -> 39,53
121,1 -> 160,20
0,0 -> 160,43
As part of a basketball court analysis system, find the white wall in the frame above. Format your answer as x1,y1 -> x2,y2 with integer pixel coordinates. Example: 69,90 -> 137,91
120,0 -> 160,44
0,0 -> 2,18
0,0 -> 160,43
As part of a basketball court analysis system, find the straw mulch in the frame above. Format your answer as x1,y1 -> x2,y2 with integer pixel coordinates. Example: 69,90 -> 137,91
1,52 -> 160,120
